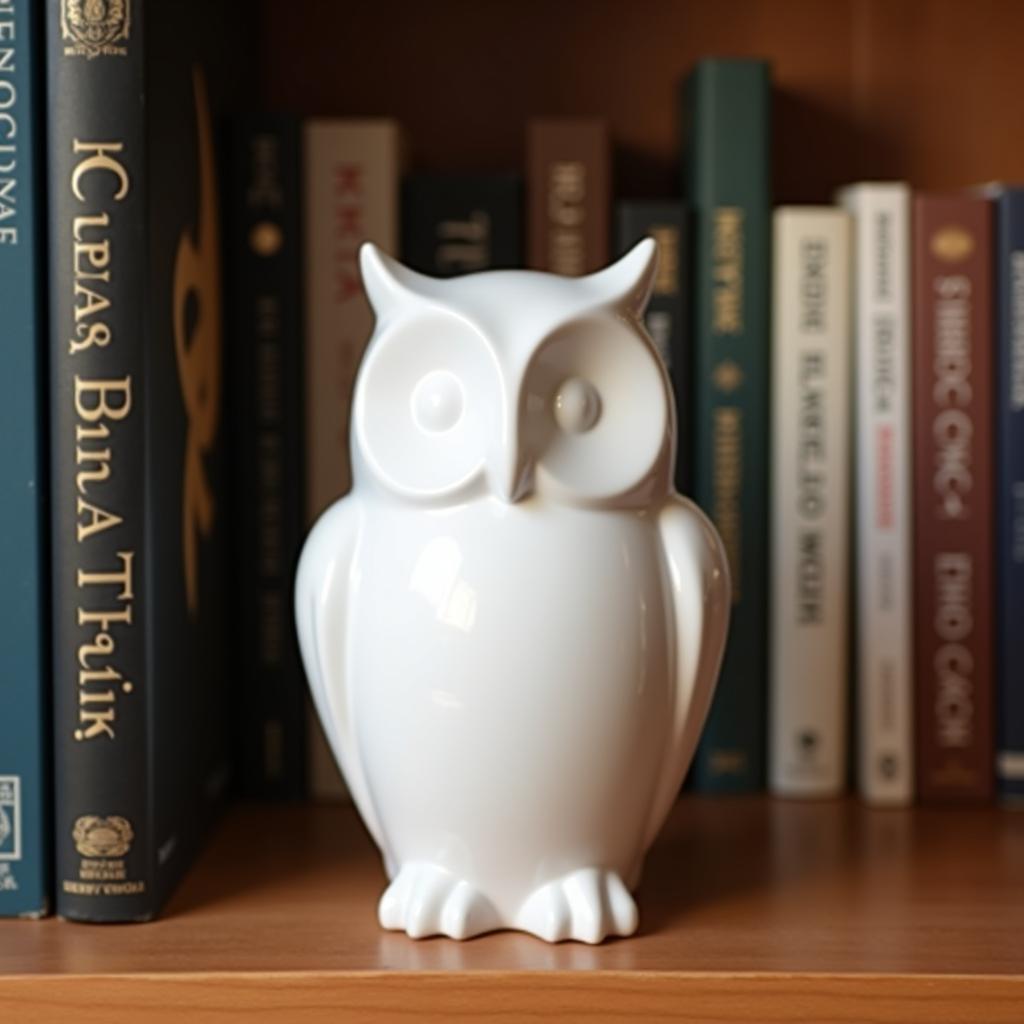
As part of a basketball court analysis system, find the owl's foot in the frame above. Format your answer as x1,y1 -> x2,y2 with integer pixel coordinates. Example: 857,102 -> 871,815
378,862 -> 500,940
515,868 -> 638,944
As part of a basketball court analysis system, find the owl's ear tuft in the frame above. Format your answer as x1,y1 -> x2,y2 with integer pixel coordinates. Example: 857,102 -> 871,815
582,238 -> 659,318
359,243 -> 435,318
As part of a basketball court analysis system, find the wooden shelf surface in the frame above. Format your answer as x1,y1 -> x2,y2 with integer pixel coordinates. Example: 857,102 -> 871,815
2,797 -> 1023,1021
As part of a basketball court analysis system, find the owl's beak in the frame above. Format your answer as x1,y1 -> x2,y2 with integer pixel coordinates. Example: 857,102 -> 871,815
494,379 -> 533,503
496,440 -> 534,504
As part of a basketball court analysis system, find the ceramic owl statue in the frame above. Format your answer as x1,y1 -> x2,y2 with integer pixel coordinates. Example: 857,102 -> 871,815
295,239 -> 730,944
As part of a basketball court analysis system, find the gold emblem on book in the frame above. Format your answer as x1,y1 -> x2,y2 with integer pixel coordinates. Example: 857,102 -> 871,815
713,358 -> 744,393
173,69 -> 222,616
61,0 -> 130,59
250,221 -> 284,257
931,226 -> 974,263
73,816 -> 134,858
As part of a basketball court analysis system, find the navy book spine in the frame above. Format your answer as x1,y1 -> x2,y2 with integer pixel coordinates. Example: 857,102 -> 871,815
47,0 -> 237,920
402,172 -> 522,276
995,188 -> 1024,800
225,116 -> 307,798
616,201 -> 690,493
46,0 -> 152,921
0,0 -> 50,919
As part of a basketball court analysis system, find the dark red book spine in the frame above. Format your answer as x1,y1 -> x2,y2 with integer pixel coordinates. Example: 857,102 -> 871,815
912,194 -> 995,802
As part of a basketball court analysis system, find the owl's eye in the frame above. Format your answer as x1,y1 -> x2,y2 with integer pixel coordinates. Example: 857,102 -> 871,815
354,311 -> 497,499
528,317 -> 669,502
554,377 -> 601,434
412,370 -> 465,434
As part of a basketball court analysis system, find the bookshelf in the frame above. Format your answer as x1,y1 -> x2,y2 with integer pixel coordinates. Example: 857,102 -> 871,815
5,2 -> 1024,1020
1,798 -> 1023,1022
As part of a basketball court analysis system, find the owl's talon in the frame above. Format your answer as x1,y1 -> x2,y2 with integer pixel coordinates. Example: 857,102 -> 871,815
378,862 -> 499,940
516,868 -> 638,944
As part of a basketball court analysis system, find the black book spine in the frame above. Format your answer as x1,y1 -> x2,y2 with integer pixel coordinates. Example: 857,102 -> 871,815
226,117 -> 307,798
616,201 -> 691,492
402,173 -> 522,276
46,1 -> 153,919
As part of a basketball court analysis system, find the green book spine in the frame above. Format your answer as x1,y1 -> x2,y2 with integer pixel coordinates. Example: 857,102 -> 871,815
683,59 -> 772,792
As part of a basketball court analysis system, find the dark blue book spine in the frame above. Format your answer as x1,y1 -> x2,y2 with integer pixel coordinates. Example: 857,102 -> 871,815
995,188 -> 1024,800
225,116 -> 307,798
616,201 -> 690,493
47,0 -> 238,920
0,0 -> 49,919
47,0 -> 151,921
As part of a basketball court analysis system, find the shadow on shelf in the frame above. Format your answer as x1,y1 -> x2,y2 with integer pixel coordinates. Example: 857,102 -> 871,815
164,800 -> 382,919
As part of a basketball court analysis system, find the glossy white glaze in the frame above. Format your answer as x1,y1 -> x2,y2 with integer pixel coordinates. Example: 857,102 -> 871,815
296,242 -> 730,943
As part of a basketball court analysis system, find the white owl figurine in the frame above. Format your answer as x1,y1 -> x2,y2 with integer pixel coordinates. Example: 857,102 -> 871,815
295,239 -> 730,944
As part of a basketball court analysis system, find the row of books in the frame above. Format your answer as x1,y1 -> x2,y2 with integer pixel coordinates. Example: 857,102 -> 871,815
228,119 -> 688,804
686,61 -> 1019,809
215,66 -> 1024,814
2,0 -> 1020,925
684,63 -> 1020,808
771,188 -> 1017,808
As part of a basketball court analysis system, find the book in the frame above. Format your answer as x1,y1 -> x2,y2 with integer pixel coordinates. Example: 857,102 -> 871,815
303,119 -> 400,799
768,207 -> 852,798
402,172 -> 522,275
912,194 -> 995,803
224,117 -> 307,799
683,58 -> 772,792
838,182 -> 915,806
526,119 -> 609,275
616,201 -> 691,493
46,0 -> 239,920
0,0 -> 49,918
990,186 -> 1024,801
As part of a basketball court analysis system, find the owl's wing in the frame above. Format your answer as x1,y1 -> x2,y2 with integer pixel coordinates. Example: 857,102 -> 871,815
645,495 -> 732,850
294,497 -> 384,849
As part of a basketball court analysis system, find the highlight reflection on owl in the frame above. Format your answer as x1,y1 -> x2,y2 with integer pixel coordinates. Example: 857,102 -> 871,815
295,240 -> 730,943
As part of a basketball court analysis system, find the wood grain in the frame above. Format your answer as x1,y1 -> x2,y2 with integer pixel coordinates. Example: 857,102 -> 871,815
2,971 -> 1024,1024
2,798 -> 1023,992
0,797 -> 1021,1020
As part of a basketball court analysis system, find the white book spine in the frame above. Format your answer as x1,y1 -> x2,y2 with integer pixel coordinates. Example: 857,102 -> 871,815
838,183 -> 914,806
770,207 -> 852,797
303,120 -> 400,799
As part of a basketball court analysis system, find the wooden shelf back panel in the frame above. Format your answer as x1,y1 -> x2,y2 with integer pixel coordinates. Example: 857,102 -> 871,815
258,0 -> 1024,200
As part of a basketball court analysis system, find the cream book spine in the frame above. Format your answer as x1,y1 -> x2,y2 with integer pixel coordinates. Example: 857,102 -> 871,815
838,182 -> 914,806
303,119 -> 400,799
769,206 -> 852,797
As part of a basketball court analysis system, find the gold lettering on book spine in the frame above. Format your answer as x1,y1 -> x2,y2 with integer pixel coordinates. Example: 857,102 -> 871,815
713,406 -> 743,602
712,207 -> 744,335
68,141 -> 135,742
173,69 -> 221,616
